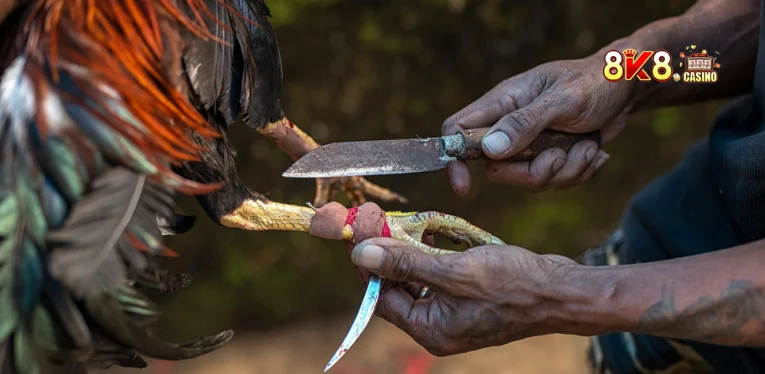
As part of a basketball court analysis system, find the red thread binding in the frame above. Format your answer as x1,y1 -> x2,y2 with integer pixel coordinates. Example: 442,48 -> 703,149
345,207 -> 391,238
345,207 -> 359,226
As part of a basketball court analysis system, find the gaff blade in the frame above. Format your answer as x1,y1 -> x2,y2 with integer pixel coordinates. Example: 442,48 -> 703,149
324,275 -> 383,372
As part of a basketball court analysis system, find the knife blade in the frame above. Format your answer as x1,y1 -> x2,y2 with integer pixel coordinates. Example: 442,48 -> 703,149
283,128 -> 601,178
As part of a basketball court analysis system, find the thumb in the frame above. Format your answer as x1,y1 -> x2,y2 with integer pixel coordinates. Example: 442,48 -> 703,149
351,238 -> 447,286
481,94 -> 560,160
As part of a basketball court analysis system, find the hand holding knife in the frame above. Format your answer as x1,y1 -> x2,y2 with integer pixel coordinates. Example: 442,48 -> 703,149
283,128 -> 601,179
283,127 -> 601,371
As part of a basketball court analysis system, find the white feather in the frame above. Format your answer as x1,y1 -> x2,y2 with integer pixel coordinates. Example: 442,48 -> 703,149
0,57 -> 36,141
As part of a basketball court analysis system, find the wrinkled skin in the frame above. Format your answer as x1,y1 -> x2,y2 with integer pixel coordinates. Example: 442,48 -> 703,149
442,57 -> 631,194
350,237 -> 580,356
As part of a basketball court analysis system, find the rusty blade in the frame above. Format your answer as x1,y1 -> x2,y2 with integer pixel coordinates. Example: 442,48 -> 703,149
282,137 -> 451,178
324,274 -> 383,372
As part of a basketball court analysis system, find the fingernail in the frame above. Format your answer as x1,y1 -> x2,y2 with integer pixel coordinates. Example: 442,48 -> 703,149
585,147 -> 597,164
552,158 -> 566,174
352,243 -> 385,271
594,152 -> 610,170
483,132 -> 512,156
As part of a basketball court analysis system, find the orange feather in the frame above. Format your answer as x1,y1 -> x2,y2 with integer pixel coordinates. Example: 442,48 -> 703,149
23,0 -> 231,194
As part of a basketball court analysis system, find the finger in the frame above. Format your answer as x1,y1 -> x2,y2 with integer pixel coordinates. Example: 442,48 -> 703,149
575,150 -> 610,185
547,140 -> 600,188
375,287 -> 433,339
484,147 -> 567,191
403,282 -> 426,299
481,93 -> 564,160
442,92 -> 513,136
351,238 -> 453,290
447,161 -> 471,196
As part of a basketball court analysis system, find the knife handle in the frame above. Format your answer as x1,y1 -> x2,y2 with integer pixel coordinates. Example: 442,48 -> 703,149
456,128 -> 602,161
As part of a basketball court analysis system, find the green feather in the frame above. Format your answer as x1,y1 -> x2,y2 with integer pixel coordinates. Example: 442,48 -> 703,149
40,182 -> 68,229
31,304 -> 60,354
44,139 -> 85,201
14,328 -> 41,374
18,187 -> 48,246
0,239 -> 18,342
0,195 -> 17,236
116,136 -> 159,175
130,226 -> 162,253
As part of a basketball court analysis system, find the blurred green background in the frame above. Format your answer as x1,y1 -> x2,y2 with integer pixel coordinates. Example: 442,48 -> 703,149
159,0 -> 725,343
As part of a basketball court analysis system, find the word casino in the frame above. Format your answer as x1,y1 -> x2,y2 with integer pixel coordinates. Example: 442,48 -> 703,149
679,50 -> 719,83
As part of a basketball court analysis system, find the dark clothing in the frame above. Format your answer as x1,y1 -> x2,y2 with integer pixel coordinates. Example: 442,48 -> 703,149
592,1 -> 765,373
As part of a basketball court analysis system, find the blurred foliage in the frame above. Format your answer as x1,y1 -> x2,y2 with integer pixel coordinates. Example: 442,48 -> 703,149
158,0 -> 728,340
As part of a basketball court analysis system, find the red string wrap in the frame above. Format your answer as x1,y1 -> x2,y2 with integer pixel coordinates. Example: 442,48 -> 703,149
344,207 -> 358,226
308,202 -> 393,286
345,206 -> 391,238
308,202 -> 390,241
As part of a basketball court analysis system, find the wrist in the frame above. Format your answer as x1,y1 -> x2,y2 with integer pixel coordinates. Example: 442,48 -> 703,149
539,261 -> 634,336
595,37 -> 668,114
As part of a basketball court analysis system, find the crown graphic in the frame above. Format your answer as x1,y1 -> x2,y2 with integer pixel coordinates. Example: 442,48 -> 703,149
623,49 -> 637,58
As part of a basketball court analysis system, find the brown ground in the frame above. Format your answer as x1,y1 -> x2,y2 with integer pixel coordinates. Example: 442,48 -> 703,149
100,316 -> 590,374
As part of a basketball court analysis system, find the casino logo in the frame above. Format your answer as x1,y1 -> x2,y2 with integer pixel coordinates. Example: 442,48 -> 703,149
674,45 -> 720,83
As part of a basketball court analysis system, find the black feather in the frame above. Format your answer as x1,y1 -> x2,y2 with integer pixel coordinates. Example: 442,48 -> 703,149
157,214 -> 197,236
84,287 -> 234,361
46,166 -> 176,298
46,168 -> 144,297
236,0 -> 284,127
183,0 -> 283,129
88,329 -> 147,369
43,283 -> 91,350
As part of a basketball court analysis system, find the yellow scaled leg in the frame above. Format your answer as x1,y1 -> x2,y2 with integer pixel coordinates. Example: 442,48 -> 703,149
219,197 -> 315,232
219,197 -> 504,254
257,118 -> 407,207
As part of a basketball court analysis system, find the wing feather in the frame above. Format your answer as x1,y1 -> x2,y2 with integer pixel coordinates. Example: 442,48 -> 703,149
184,0 -> 284,129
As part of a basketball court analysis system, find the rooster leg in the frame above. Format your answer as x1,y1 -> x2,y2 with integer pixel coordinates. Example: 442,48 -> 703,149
212,193 -> 504,253
177,136 -> 500,248
218,194 -> 317,233
257,117 -> 408,207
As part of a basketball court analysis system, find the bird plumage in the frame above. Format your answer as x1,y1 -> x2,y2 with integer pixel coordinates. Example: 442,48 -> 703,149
0,1 -> 407,372
0,1 -> 270,372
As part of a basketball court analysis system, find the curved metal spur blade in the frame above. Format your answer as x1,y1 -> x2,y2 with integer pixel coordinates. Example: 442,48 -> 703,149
324,274 -> 383,372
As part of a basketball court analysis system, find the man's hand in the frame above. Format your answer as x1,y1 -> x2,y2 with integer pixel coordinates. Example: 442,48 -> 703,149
352,237 -> 765,354
443,58 -> 629,194
349,237 -> 588,356
442,0 -> 758,196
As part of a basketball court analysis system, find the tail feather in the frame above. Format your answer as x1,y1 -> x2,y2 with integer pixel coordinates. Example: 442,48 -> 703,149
85,287 -> 234,361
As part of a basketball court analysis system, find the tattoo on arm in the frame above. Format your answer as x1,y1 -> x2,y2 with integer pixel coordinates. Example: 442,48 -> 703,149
640,280 -> 765,346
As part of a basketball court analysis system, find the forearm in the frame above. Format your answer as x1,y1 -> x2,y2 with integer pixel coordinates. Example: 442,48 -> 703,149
555,239 -> 765,346
590,0 -> 759,112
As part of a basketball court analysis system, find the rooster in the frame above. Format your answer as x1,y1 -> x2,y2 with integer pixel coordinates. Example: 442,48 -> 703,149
0,1 -> 503,373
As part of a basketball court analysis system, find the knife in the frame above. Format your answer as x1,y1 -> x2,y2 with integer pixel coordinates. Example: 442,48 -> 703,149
283,128 -> 601,178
